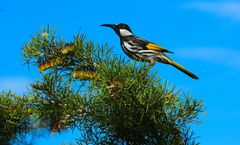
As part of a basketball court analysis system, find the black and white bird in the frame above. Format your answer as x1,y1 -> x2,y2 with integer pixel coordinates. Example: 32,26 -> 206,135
101,23 -> 199,79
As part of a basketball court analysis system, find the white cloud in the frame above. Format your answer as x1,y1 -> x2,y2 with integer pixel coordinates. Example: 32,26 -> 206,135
184,1 -> 240,21
0,76 -> 32,95
177,47 -> 240,68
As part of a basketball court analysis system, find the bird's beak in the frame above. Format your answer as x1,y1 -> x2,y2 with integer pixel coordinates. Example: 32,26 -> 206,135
100,24 -> 116,29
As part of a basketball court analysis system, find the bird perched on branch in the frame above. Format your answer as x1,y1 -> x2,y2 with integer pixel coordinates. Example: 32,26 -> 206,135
101,23 -> 199,79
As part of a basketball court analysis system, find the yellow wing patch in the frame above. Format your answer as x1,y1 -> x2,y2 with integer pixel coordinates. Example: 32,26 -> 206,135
146,43 -> 166,51
146,43 -> 173,53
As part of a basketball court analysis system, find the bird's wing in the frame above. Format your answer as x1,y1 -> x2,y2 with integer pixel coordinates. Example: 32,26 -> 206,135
133,36 -> 173,53
145,43 -> 173,53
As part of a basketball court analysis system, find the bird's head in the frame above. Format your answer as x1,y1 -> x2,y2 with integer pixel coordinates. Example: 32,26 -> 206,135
101,23 -> 133,37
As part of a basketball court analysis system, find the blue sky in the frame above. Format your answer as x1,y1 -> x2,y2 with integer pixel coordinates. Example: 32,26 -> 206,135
1,0 -> 240,144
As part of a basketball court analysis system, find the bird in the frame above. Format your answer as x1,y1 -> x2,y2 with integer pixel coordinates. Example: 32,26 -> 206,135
101,23 -> 199,80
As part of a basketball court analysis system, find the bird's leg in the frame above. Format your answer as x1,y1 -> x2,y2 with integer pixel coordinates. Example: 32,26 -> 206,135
150,60 -> 155,66
142,60 -> 155,78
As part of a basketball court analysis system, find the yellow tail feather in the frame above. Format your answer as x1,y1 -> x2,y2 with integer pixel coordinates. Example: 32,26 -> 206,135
168,60 -> 199,80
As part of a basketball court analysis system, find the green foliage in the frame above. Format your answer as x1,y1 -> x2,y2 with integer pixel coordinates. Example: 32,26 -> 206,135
0,26 -> 205,145
22,25 -> 98,73
30,73 -> 74,134
76,57 -> 203,144
0,92 -> 32,145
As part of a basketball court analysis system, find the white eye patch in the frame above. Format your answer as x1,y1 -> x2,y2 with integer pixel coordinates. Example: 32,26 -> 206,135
119,29 -> 133,36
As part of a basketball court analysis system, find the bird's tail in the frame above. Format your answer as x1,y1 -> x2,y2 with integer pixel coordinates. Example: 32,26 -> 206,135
160,56 -> 199,79
169,60 -> 199,79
